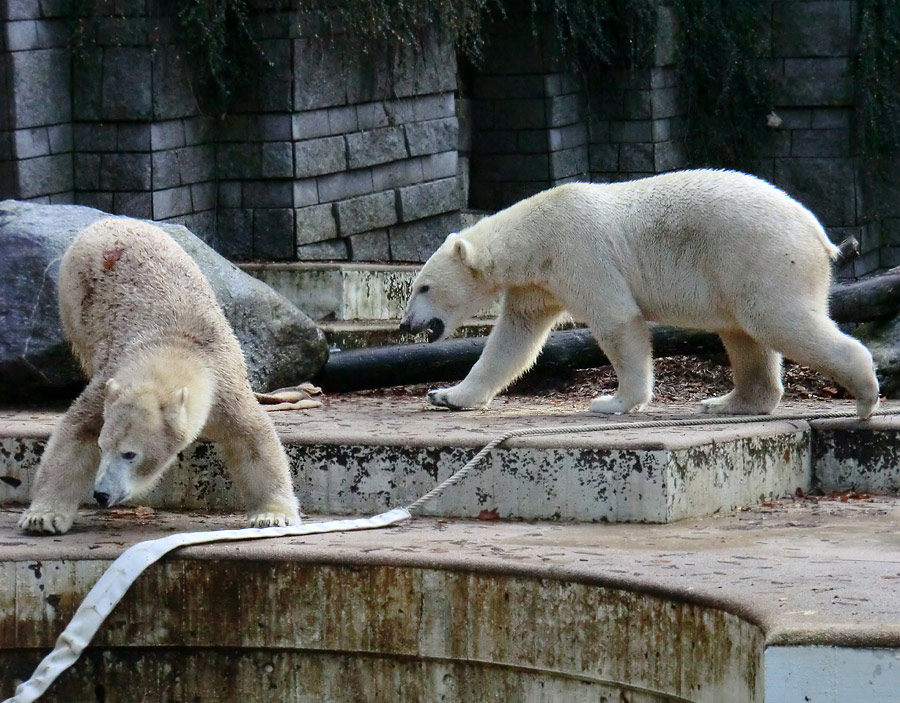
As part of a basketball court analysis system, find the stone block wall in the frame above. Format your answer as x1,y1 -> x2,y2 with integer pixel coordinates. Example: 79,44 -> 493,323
467,1 -> 890,279
2,1 -> 898,271
468,14 -> 589,211
1,1 -> 73,204
0,1 -> 464,262
587,5 -> 684,183
759,0 -> 868,277
219,19 -> 465,263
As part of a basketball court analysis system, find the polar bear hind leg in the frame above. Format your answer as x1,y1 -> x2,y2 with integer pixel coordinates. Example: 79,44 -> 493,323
747,311 -> 880,419
588,314 -> 654,415
700,331 -> 784,415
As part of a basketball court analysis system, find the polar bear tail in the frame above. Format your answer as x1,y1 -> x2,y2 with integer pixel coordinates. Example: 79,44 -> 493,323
815,223 -> 842,261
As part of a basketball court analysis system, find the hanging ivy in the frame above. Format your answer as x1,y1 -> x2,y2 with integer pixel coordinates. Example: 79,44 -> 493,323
173,0 -> 268,109
668,0 -> 772,169
856,0 -> 900,173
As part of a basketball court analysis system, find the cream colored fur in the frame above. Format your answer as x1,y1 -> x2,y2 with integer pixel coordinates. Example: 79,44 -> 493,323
400,170 -> 880,419
19,218 -> 300,535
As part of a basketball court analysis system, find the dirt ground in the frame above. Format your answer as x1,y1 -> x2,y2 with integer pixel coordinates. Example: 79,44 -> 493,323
334,355 -> 852,408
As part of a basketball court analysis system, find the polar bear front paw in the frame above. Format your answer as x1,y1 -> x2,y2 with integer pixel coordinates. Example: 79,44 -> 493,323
589,394 -> 647,415
247,509 -> 300,528
426,386 -> 485,410
18,508 -> 76,535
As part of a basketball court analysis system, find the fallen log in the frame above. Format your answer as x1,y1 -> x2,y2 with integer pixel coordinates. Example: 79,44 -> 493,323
829,270 -> 900,323
317,327 -> 724,393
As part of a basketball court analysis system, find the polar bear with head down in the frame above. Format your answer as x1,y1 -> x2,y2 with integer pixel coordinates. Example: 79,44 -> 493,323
401,170 -> 879,418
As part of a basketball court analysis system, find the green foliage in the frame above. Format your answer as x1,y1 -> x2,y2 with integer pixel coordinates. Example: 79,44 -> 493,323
857,0 -> 900,167
536,0 -> 657,70
669,0 -> 772,169
298,0 -> 504,60
174,0 -> 262,108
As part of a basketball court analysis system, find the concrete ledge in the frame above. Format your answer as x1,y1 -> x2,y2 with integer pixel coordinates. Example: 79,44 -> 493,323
2,401 -> 895,523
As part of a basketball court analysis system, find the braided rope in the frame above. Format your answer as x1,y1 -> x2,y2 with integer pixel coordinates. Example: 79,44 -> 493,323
405,408 -> 890,514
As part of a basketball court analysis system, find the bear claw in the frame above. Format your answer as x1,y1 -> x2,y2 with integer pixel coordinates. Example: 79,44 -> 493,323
247,511 -> 299,528
18,509 -> 75,535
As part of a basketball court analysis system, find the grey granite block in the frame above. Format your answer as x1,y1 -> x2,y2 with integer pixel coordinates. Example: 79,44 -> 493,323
293,178 -> 318,207
100,152 -> 151,191
262,141 -> 294,178
775,157 -> 856,226
102,47 -> 151,120
346,126 -> 407,169
112,190 -> 152,219
243,181 -> 293,208
420,151 -> 458,181
405,117 -> 458,157
17,153 -> 71,198
117,123 -> 150,151
317,169 -> 373,202
295,202 -> 338,245
296,238 -> 348,260
191,181 -> 216,211
348,229 -> 391,261
294,135 -> 346,178
13,128 -> 50,159
372,158 -> 425,191
334,190 -> 398,236
217,208 -> 254,260
292,109 -> 332,140
253,207 -> 294,260
73,153 -> 101,190
218,182 -> 242,208
397,176 -> 461,222
11,48 -> 70,127
774,1 -> 853,58
152,185 -> 192,219
390,211 -> 462,262
151,121 -> 186,151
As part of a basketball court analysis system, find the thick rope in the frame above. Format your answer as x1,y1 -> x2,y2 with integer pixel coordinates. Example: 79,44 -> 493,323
405,409 -> 891,513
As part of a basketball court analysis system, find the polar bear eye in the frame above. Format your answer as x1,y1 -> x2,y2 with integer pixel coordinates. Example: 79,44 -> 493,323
420,285 -> 430,294
121,451 -> 137,461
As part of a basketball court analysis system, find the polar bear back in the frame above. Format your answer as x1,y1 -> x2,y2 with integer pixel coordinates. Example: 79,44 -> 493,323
467,170 -> 838,330
59,218 -> 236,377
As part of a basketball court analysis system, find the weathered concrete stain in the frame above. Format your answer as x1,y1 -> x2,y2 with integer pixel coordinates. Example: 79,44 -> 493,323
812,423 -> 900,493
2,420 -> 886,523
0,560 -> 764,702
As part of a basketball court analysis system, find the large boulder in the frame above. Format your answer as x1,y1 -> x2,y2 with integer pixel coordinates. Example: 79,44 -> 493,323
0,200 -> 328,400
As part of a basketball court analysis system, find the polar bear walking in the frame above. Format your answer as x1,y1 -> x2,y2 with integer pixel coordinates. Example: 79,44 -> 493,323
19,218 -> 301,534
400,170 -> 879,419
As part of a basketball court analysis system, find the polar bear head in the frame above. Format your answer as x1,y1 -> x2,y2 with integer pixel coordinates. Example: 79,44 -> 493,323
93,379 -> 197,507
400,232 -> 498,343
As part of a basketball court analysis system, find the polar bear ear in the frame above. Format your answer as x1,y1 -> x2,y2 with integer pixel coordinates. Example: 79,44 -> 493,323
105,378 -> 121,402
163,387 -> 190,437
453,238 -> 481,271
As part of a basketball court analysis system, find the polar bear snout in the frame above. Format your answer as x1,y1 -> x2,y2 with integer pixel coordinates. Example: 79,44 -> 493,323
399,313 -> 446,343
93,490 -> 110,508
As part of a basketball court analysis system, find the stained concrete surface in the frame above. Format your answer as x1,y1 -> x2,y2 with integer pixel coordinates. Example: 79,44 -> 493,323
1,495 -> 899,648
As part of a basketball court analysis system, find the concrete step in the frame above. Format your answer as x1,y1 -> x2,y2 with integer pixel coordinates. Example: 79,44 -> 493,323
2,401 -> 898,524
241,262 -> 420,322
321,318 -> 495,350
241,261 -> 501,324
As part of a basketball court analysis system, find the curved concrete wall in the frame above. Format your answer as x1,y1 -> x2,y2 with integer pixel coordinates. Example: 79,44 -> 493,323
0,559 -> 763,702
